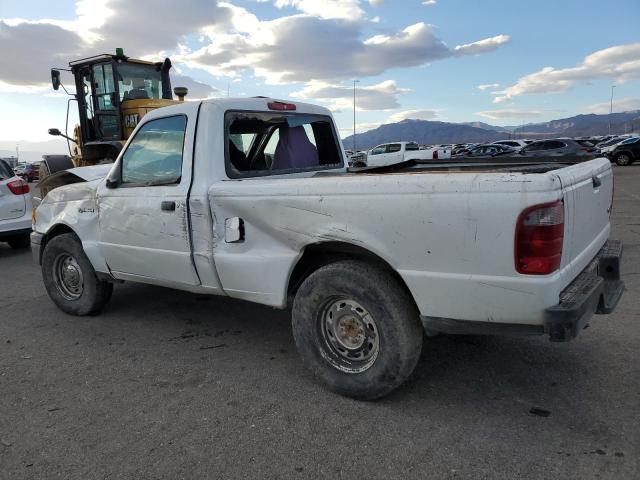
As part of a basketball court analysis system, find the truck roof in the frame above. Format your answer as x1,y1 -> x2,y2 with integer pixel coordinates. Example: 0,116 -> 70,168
138,97 -> 335,126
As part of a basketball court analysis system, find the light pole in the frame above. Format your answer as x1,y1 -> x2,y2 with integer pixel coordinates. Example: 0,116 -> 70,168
609,85 -> 616,134
353,79 -> 359,152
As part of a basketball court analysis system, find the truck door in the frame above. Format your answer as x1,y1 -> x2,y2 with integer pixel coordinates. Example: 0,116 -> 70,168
386,143 -> 403,164
96,114 -> 199,286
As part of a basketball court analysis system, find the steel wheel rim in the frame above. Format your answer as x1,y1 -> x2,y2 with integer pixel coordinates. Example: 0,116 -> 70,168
319,298 -> 379,373
53,253 -> 84,300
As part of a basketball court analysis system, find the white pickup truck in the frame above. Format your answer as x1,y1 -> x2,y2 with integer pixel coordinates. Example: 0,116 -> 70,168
366,141 -> 451,167
32,98 -> 624,399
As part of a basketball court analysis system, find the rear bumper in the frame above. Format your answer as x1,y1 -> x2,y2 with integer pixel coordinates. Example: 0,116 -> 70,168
545,240 -> 624,342
0,209 -> 32,239
420,240 -> 624,341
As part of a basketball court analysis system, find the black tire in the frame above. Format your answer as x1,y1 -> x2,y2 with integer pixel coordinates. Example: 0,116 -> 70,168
615,153 -> 632,166
42,233 -> 113,315
7,233 -> 30,249
292,260 -> 423,400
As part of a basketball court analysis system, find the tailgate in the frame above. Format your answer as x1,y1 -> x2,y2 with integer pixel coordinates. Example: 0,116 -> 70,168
553,158 -> 613,276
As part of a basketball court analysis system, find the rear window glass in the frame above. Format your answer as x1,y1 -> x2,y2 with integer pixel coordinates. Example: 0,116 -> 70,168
225,111 -> 342,177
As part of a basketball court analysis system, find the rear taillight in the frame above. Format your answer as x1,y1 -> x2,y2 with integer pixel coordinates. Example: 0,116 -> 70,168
515,201 -> 564,275
268,101 -> 296,111
433,150 -> 438,160
7,179 -> 29,195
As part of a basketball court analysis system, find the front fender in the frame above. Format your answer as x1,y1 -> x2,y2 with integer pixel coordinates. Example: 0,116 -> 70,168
35,181 -> 108,273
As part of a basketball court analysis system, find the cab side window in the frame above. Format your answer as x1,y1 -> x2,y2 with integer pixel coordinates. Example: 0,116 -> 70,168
387,144 -> 402,153
121,116 -> 187,185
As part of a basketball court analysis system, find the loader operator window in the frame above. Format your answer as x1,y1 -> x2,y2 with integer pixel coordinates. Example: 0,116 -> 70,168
225,111 -> 342,178
117,63 -> 163,101
120,115 -> 187,186
92,64 -> 116,110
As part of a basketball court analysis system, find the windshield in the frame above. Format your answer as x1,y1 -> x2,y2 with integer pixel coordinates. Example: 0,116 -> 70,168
620,137 -> 639,145
117,63 -> 163,102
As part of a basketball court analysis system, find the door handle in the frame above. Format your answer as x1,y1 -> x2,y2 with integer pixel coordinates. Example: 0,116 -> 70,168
161,201 -> 176,211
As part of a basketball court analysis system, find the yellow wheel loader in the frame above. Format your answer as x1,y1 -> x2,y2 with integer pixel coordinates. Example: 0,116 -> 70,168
40,48 -> 188,196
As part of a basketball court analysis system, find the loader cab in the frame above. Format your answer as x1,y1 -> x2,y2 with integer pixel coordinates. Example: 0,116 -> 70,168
68,51 -> 174,149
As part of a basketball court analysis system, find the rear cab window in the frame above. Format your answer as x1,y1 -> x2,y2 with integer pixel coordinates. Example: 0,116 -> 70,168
225,111 -> 343,178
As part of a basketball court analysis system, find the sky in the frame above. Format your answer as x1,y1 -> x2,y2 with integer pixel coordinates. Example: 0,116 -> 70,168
0,0 -> 639,151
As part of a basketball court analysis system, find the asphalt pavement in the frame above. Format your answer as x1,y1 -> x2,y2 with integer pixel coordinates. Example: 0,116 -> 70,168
1,167 -> 638,479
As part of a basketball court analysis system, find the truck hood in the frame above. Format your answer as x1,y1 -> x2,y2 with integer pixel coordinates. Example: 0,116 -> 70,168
43,172 -> 105,204
38,164 -> 113,195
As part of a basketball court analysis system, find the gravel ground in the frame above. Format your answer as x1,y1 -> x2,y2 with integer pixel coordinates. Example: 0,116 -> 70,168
0,166 -> 638,479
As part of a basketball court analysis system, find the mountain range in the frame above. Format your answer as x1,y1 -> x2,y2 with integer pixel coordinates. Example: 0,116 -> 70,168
343,111 -> 640,149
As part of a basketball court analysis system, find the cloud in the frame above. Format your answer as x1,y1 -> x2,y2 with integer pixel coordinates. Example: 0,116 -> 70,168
454,35 -> 510,56
478,83 -> 500,91
476,108 -> 545,120
186,12 -> 510,84
585,97 -> 640,114
171,74 -> 219,99
422,0 -> 437,5
0,0 -> 510,100
90,0 -> 231,57
495,42 -> 640,103
0,20 -> 87,86
291,79 -> 408,110
387,109 -> 438,122
273,0 -> 365,20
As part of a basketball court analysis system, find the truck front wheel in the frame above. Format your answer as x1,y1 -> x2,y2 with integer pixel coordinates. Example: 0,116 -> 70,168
42,233 -> 113,315
292,260 -> 423,400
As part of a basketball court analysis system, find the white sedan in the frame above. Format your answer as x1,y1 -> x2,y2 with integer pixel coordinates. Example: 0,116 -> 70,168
0,159 -> 33,249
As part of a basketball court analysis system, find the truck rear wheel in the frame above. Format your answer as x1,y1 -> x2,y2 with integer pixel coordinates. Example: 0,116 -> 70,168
292,260 -> 423,400
42,233 -> 113,315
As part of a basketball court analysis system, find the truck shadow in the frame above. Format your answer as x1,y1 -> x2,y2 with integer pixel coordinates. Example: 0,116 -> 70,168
103,281 -> 597,417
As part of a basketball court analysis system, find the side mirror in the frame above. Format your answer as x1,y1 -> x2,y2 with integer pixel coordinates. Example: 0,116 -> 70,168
105,161 -> 121,189
48,128 -> 61,136
51,69 -> 61,91
105,177 -> 119,189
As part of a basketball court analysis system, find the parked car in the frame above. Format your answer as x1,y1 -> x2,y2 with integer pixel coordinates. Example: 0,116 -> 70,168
598,136 -> 630,155
451,143 -> 477,156
32,98 -> 623,399
0,159 -> 33,249
12,163 -> 27,176
518,139 -> 597,159
344,150 -> 367,167
607,136 -> 640,166
20,162 -> 40,183
366,141 -> 450,167
492,140 -> 528,150
463,144 -> 517,157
